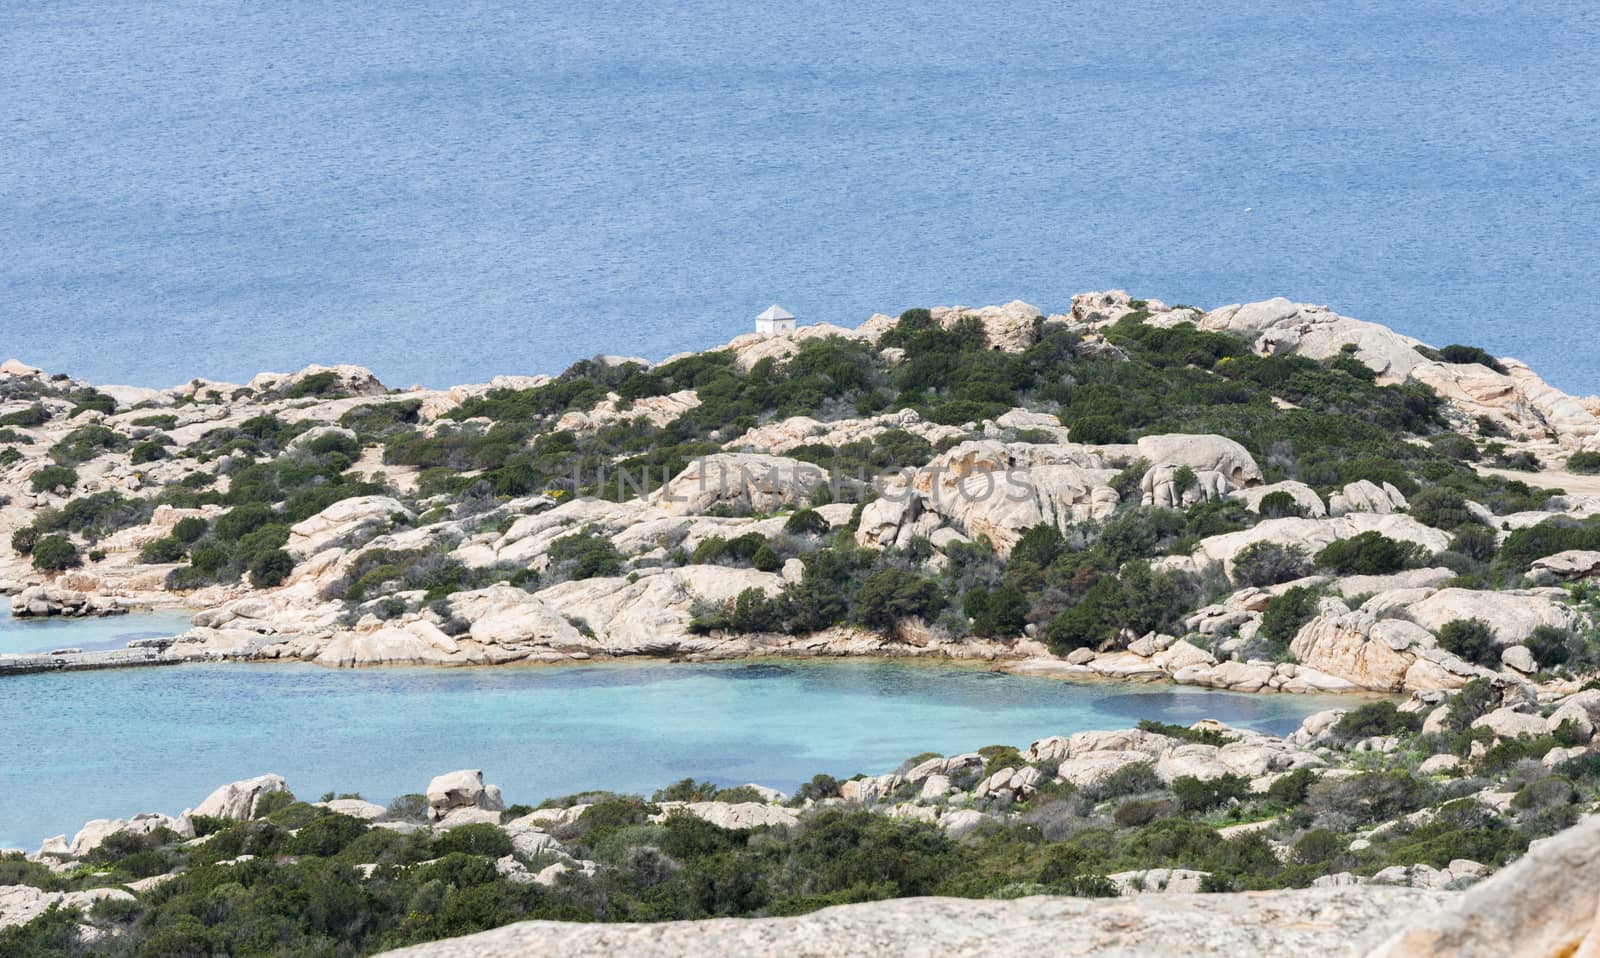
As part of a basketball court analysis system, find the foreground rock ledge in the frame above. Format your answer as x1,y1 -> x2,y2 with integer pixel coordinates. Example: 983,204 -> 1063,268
380,814 -> 1600,958
376,887 -> 1442,958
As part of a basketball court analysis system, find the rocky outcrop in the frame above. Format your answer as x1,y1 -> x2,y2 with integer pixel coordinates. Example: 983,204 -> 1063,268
1330,480 -> 1408,517
729,409 -> 964,456
537,565 -> 783,654
1230,480 -> 1328,518
426,769 -> 505,821
194,774 -> 288,820
651,454 -> 828,517
373,887 -> 1445,958
556,390 -> 699,433
247,363 -> 389,398
68,812 -> 192,857
287,496 -> 413,559
1404,588 -> 1578,645
1162,515 -> 1453,584
855,440 -> 1121,555
1,886 -> 135,933
1366,814 -> 1600,956
1196,296 -> 1600,451
9,584 -> 126,618
1530,549 -> 1600,580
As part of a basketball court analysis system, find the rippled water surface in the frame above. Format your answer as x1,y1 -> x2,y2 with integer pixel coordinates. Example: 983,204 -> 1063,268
5,1 -> 1598,392
0,656 -> 1346,849
0,608 -> 194,656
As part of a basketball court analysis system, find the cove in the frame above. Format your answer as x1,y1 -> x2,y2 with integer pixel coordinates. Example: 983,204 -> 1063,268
0,608 -> 195,656
0,658 -> 1346,849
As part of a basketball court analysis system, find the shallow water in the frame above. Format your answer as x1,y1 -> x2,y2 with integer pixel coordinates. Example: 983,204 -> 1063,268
0,608 -> 195,656
0,656 -> 1345,849
5,1 -> 1598,393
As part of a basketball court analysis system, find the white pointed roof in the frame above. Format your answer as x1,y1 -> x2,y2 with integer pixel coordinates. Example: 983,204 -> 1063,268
756,304 -> 795,322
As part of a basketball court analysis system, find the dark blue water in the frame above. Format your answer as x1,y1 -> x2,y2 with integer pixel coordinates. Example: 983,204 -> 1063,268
5,1 -> 1598,392
0,659 -> 1343,849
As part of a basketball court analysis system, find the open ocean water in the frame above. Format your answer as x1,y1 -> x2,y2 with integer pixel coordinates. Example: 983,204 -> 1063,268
4,0 -> 1598,392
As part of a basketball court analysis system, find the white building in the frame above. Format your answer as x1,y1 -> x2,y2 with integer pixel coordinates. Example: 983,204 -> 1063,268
755,304 -> 796,337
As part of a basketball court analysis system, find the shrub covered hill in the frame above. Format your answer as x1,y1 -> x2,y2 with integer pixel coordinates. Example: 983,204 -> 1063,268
6,291 -> 1600,955
4,291 -> 1600,695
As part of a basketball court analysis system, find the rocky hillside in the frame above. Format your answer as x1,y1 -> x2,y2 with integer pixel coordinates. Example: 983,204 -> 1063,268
4,706 -> 1598,955
4,291 -> 1600,700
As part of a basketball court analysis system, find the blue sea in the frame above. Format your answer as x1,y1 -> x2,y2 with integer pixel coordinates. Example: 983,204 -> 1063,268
4,0 -> 1597,392
0,655 -> 1345,850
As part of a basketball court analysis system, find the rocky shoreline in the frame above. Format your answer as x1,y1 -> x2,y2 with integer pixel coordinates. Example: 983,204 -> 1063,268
5,291 -> 1600,709
6,700 -> 1600,955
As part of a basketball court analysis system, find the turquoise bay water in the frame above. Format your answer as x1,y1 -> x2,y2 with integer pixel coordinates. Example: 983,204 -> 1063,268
0,609 -> 195,656
5,1 -> 1599,393
0,658 -> 1343,850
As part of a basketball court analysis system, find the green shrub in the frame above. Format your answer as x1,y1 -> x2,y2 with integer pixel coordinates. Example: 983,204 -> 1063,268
1449,524 -> 1498,562
1266,768 -> 1317,807
171,516 -> 209,543
28,464 -> 77,493
752,543 -> 781,572
249,549 -> 295,588
795,774 -> 842,801
1332,701 -> 1422,739
549,529 -> 625,580
1525,625 -> 1586,670
1171,773 -> 1250,812
1259,586 -> 1321,647
1089,763 -> 1162,801
1306,770 -> 1426,825
783,508 -> 830,536
855,568 -> 946,630
10,525 -> 37,556
50,424 -> 127,464
1313,532 -> 1426,575
130,440 -> 168,464
1568,452 -> 1600,475
1045,562 -> 1198,654
286,813 -> 369,857
1232,541 -> 1311,587
1408,487 -> 1477,530
1011,524 -> 1067,568
1257,490 -> 1306,519
1135,720 -> 1235,747
1430,344 -> 1507,374
1436,618 -> 1499,667
1114,799 -> 1174,828
139,537 -> 188,564
965,585 -> 1030,638
1065,415 -> 1128,445
431,823 -> 515,859
0,404 -> 48,427
282,370 -> 347,399
30,534 -> 78,571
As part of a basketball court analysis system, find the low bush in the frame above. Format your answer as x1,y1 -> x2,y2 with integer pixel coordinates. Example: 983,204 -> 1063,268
1568,451 -> 1600,475
1257,490 -> 1307,519
1232,541 -> 1311,587
1171,773 -> 1250,812
548,529 -> 625,580
1314,532 -> 1427,575
1332,701 -> 1422,739
1436,618 -> 1499,668
30,534 -> 78,571
1259,586 -> 1321,647
28,464 -> 77,493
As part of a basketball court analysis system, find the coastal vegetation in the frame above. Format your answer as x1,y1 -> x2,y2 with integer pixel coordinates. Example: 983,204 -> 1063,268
3,701 -> 1595,957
